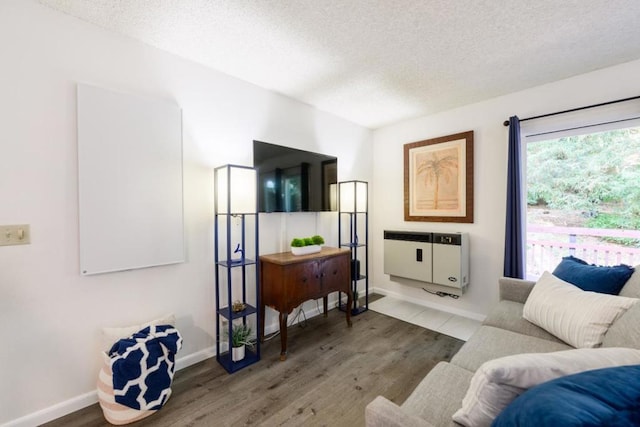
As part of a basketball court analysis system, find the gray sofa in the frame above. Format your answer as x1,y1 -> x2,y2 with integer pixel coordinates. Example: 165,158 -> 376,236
365,272 -> 640,427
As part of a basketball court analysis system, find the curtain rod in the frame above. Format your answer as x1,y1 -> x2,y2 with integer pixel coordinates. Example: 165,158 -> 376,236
502,94 -> 640,126
525,116 -> 640,138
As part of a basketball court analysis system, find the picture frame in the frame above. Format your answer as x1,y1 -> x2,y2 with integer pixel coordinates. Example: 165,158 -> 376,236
404,130 -> 474,223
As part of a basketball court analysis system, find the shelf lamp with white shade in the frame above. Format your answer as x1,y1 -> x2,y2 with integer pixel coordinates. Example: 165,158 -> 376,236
338,180 -> 369,315
213,164 -> 260,373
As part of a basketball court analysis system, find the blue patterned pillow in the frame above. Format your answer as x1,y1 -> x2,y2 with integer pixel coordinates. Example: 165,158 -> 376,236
492,365 -> 640,427
552,255 -> 633,295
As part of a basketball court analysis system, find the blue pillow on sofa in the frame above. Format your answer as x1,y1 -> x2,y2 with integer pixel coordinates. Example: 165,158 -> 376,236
552,255 -> 633,295
492,364 -> 640,427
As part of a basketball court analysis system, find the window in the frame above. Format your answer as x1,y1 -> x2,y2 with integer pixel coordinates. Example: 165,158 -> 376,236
525,126 -> 640,279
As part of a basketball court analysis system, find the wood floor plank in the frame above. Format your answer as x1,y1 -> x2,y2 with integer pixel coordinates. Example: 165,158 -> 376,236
43,297 -> 463,427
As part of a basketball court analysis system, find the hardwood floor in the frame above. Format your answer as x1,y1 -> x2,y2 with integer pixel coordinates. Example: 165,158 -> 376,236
44,299 -> 463,427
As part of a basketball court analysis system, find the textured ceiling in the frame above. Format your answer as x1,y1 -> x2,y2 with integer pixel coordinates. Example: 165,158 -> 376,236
39,0 -> 640,129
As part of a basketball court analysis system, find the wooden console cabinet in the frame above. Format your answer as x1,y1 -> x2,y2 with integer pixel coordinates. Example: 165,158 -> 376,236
259,247 -> 352,360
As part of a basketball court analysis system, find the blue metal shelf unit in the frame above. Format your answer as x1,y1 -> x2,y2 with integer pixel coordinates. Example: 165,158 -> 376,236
214,164 -> 260,373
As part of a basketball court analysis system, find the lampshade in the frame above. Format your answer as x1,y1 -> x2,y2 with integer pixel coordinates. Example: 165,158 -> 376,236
339,180 -> 367,213
215,164 -> 257,214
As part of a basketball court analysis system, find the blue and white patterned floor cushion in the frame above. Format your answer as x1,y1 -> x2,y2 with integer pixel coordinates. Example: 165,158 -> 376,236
98,324 -> 182,425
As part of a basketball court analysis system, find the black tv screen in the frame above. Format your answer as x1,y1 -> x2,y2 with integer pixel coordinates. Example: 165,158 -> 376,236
253,140 -> 337,212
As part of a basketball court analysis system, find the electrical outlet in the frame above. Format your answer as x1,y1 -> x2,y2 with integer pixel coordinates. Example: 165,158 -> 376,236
0,224 -> 30,246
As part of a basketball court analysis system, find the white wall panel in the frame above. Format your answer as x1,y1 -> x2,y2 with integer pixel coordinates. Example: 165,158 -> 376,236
77,84 -> 184,275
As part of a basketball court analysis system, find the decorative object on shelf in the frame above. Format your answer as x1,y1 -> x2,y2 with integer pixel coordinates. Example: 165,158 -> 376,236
290,235 -> 325,255
229,243 -> 244,265
214,164 -> 260,373
232,300 -> 246,312
338,180 -> 369,315
227,323 -> 254,362
404,130 -> 474,223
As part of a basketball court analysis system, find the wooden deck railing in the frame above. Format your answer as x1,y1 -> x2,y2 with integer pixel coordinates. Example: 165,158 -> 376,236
526,225 -> 640,276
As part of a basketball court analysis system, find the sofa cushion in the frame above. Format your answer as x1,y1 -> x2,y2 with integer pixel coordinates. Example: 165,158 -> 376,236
552,255 -> 633,295
401,362 -> 473,427
452,347 -> 640,427
450,326 -> 571,372
620,264 -> 640,298
603,302 -> 640,349
492,365 -> 640,427
366,396 -> 436,427
523,272 -> 637,348
482,300 -> 564,343
498,277 -> 535,304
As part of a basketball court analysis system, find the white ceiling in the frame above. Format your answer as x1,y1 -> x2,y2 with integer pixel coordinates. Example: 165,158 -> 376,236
40,0 -> 640,129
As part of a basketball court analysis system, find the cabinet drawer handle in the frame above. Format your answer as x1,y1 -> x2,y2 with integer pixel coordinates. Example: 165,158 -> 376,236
333,270 -> 338,275
302,277 -> 307,283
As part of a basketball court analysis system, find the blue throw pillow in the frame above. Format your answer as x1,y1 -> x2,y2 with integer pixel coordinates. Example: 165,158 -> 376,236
552,255 -> 633,295
492,365 -> 640,427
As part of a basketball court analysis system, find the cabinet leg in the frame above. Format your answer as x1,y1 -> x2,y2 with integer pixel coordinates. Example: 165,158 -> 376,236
279,312 -> 288,361
323,296 -> 328,317
346,291 -> 353,327
259,303 -> 265,343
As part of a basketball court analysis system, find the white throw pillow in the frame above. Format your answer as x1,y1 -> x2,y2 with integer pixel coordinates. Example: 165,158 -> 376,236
522,271 -> 637,348
452,347 -> 640,427
102,313 -> 176,352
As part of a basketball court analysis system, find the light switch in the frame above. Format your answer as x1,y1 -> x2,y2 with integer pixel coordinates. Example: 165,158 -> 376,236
0,224 -> 30,246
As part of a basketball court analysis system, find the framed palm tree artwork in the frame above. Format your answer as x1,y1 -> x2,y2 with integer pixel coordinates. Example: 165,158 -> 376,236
404,131 -> 474,223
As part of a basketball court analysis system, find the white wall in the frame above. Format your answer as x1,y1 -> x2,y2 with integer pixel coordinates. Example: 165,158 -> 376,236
371,58 -> 640,319
0,1 -> 372,425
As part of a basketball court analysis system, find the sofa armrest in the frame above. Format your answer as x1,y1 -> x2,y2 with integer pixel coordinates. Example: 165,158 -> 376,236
365,396 -> 436,427
499,277 -> 536,304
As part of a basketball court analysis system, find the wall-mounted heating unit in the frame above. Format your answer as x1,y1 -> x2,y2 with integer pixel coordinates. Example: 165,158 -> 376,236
384,230 -> 469,296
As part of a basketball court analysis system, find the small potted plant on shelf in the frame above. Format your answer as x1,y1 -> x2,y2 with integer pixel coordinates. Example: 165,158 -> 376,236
228,323 -> 253,362
290,235 -> 325,255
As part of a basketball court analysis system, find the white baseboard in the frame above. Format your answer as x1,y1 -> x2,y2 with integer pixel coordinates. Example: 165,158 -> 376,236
174,346 -> 216,371
2,389 -> 98,427
3,302 -> 334,427
4,346 -> 217,427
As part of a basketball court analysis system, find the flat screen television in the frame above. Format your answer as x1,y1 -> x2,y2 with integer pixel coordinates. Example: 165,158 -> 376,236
253,140 -> 337,212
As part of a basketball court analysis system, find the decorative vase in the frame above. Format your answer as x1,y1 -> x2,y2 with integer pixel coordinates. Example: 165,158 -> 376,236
232,345 -> 245,362
291,245 -> 321,255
